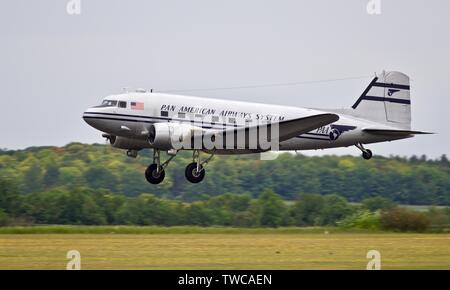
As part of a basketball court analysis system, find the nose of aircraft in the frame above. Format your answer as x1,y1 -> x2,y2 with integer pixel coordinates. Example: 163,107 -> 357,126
82,107 -> 99,129
83,106 -> 118,134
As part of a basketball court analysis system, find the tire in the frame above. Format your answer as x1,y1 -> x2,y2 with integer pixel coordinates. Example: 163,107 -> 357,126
185,162 -> 205,183
362,149 -> 373,160
145,164 -> 165,184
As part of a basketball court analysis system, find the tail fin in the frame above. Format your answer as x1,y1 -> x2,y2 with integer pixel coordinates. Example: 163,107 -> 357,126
352,71 -> 411,130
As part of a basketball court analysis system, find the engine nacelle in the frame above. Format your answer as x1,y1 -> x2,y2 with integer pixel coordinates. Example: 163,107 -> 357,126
109,135 -> 149,150
148,122 -> 201,150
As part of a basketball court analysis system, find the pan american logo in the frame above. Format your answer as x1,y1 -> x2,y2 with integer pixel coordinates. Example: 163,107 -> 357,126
387,89 -> 400,96
299,124 -> 356,141
329,125 -> 357,141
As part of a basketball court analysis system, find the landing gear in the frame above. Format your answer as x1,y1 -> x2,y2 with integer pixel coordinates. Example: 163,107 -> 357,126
144,149 -> 176,184
185,163 -> 205,183
144,149 -> 215,184
362,150 -> 373,160
145,164 -> 165,184
184,150 -> 215,183
356,143 -> 373,160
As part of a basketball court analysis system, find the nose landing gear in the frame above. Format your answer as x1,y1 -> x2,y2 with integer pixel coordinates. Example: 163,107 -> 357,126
355,143 -> 373,160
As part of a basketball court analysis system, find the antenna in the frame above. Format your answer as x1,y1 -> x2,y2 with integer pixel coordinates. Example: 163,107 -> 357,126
122,87 -> 152,93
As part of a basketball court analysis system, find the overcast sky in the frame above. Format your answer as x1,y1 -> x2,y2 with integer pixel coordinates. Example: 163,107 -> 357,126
0,0 -> 449,158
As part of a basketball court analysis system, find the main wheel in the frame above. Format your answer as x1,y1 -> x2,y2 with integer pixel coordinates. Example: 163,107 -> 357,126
185,162 -> 205,183
362,149 -> 373,160
145,164 -> 165,184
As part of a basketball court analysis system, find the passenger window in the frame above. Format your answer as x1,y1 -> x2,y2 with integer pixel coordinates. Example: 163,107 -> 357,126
212,116 -> 219,123
229,117 -> 236,124
118,101 -> 127,108
178,112 -> 186,118
161,111 -> 169,117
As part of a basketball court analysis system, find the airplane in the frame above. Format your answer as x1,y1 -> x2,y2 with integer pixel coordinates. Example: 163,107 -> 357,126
83,71 -> 431,184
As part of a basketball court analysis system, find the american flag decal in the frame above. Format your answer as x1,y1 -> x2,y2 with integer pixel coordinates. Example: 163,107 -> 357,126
131,102 -> 144,110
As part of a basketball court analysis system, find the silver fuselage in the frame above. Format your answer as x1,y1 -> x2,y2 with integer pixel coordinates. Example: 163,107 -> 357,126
83,92 -> 409,153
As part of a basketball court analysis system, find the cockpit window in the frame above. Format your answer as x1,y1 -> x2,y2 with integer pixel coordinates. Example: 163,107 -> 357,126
118,101 -> 127,108
94,100 -> 118,108
102,100 -> 118,107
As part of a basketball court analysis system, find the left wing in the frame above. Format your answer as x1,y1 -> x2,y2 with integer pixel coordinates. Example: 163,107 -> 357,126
195,113 -> 339,150
236,113 -> 340,142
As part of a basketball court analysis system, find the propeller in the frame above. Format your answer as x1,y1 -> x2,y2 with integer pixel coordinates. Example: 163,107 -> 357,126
148,126 -> 156,144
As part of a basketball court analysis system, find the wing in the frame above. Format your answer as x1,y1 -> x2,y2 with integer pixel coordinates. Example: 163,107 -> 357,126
228,113 -> 340,142
194,113 -> 339,150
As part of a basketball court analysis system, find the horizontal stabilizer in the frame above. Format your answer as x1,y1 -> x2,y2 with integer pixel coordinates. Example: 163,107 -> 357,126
363,128 -> 434,136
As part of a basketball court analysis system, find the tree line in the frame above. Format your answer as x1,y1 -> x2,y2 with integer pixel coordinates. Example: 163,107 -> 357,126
1,178 -> 449,232
0,143 -> 449,205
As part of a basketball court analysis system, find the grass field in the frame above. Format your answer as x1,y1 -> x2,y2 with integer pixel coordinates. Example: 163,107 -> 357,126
0,227 -> 449,269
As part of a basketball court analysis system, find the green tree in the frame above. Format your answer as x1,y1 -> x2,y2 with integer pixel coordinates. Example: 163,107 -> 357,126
424,207 -> 450,232
80,195 -> 107,225
58,167 -> 84,186
439,154 -> 449,165
0,178 -> 22,216
2,143 -> 450,206
257,189 -> 288,227
116,194 -> 184,226
338,210 -> 381,230
22,163 -> 44,193
292,193 -> 325,226
381,208 -> 430,232
362,196 -> 396,212
119,169 -> 148,196
320,194 -> 354,226
84,167 -> 118,192
43,164 -> 60,188
185,202 -> 219,226
0,209 -> 9,226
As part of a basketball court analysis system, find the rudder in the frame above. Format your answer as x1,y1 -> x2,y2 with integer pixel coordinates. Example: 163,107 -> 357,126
351,71 -> 411,130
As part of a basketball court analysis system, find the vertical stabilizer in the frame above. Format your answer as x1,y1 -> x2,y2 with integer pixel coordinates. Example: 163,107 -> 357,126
351,71 -> 411,130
